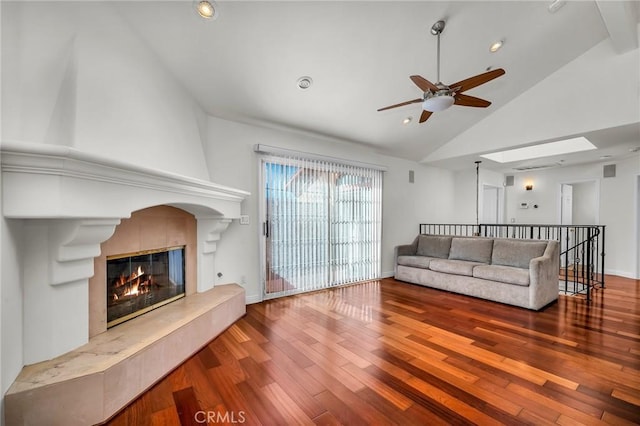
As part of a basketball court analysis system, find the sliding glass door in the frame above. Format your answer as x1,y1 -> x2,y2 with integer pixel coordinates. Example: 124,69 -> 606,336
261,156 -> 382,297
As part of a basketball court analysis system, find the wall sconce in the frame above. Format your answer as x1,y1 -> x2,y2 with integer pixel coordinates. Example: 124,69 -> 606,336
525,184 -> 533,191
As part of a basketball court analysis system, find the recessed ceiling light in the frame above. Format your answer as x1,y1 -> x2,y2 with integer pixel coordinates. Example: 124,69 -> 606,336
195,1 -> 219,20
480,137 -> 597,163
489,40 -> 504,53
402,117 -> 412,125
297,76 -> 313,90
600,155 -> 613,159
630,147 -> 640,153
548,0 -> 566,13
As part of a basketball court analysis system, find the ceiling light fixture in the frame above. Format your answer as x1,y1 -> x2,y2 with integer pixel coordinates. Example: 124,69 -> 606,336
403,117 -> 412,125
489,40 -> 504,53
195,1 -> 219,20
296,76 -> 313,90
422,92 -> 455,112
548,0 -> 566,13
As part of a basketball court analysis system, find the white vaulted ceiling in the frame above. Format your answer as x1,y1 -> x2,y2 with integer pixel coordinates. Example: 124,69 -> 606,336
6,1 -> 640,171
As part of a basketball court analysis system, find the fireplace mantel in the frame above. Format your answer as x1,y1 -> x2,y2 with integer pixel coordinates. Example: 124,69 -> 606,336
1,141 -> 248,219
1,141 -> 250,364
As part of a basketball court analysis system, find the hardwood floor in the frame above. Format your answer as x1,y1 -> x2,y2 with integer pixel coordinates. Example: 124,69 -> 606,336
107,276 -> 640,425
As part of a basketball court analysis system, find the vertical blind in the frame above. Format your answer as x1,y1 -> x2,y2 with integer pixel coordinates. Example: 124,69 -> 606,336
263,154 -> 383,296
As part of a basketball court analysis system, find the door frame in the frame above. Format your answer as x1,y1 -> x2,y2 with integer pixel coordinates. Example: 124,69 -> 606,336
257,156 -> 268,302
479,183 -> 504,224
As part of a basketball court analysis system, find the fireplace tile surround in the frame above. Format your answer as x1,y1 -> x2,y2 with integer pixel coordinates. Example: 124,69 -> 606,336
90,205 -> 199,337
1,142 -> 250,424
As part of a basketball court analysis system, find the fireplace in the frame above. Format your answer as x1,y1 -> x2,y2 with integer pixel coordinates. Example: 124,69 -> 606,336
107,246 -> 186,327
2,142 -> 249,425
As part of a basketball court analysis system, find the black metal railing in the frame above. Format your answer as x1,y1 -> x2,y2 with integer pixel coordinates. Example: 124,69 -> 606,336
419,223 -> 606,302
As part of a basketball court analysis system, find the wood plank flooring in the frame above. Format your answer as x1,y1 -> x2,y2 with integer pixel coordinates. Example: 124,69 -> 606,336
106,275 -> 640,425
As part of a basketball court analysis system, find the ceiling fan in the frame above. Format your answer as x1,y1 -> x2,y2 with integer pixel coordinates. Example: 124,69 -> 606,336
378,20 -> 505,124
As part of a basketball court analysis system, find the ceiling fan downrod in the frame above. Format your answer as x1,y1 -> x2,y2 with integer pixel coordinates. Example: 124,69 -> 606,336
430,20 -> 446,85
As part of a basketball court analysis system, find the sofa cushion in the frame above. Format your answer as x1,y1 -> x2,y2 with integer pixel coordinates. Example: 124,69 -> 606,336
492,239 -> 548,269
397,255 -> 435,269
448,238 -> 493,264
473,264 -> 530,286
429,259 -> 484,277
416,235 -> 452,259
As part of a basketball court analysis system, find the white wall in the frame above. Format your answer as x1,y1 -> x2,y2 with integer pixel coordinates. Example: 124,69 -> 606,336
203,116 -> 456,303
1,219 -> 23,393
451,167 -> 505,224
571,181 -> 598,225
1,1 -> 211,180
505,155 -> 640,278
0,1 -> 215,405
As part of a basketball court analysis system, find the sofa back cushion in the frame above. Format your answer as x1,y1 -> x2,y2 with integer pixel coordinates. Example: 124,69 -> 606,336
492,239 -> 548,269
416,235 -> 452,259
448,238 -> 493,264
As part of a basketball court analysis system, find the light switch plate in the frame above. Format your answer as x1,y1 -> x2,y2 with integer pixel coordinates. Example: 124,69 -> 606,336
240,215 -> 249,225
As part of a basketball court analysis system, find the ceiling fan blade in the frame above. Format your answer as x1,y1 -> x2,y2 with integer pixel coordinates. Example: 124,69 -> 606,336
419,110 -> 433,123
451,68 -> 505,93
377,98 -> 423,112
454,93 -> 492,108
410,75 -> 439,92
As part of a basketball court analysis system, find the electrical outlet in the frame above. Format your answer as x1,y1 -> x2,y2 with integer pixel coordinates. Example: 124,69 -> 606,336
240,215 -> 249,225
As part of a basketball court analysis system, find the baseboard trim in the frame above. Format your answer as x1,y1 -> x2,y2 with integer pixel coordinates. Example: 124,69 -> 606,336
246,294 -> 263,305
605,269 -> 638,279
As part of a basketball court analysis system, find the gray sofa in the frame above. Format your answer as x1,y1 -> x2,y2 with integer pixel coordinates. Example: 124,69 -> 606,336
394,235 -> 559,310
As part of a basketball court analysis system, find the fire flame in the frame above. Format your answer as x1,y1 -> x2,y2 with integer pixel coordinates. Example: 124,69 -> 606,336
123,282 -> 140,297
112,265 -> 151,299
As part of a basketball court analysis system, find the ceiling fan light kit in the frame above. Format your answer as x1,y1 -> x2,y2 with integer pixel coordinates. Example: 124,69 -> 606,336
378,19 -> 505,124
422,93 -> 455,112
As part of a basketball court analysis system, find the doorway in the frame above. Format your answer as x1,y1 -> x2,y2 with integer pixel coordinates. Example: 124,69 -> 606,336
560,183 -> 573,225
259,156 -> 383,298
559,179 -> 599,268
559,180 -> 599,225
481,184 -> 503,236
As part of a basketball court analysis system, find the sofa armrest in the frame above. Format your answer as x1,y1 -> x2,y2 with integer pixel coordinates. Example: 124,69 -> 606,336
528,240 -> 560,309
395,244 -> 417,257
394,236 -> 419,276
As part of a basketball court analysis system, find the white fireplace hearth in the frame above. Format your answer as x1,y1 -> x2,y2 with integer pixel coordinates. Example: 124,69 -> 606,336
1,141 -> 250,424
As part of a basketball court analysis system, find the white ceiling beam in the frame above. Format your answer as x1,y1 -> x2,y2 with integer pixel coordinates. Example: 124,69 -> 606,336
596,0 -> 638,54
